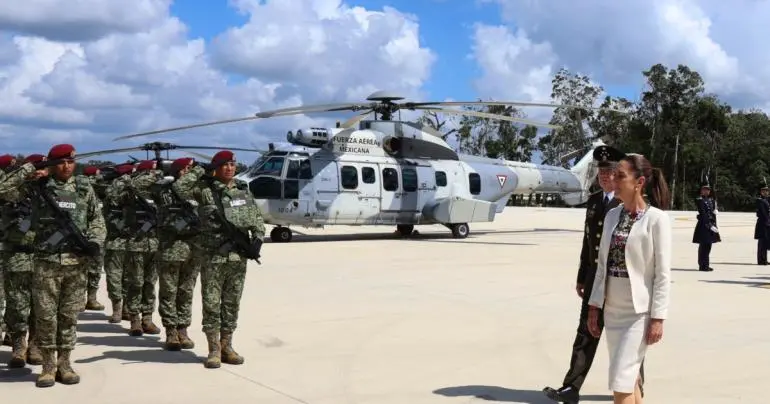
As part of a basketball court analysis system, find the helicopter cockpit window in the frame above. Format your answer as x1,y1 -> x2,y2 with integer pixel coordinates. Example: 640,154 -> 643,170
362,167 -> 375,184
254,157 -> 284,176
250,176 -> 282,199
402,168 -> 417,192
382,168 -> 398,191
340,165 -> 358,189
469,173 -> 481,195
435,171 -> 447,187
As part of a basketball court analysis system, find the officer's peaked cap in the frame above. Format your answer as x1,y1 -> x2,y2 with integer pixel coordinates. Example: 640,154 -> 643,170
592,145 -> 625,168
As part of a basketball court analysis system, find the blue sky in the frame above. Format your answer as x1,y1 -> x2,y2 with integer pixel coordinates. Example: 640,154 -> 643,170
170,0 -> 639,103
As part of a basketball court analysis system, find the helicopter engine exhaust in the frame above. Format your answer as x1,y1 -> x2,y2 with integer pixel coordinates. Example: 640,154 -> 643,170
286,128 -> 330,148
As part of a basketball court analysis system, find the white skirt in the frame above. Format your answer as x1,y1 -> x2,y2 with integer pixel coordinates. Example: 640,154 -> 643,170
604,276 -> 649,393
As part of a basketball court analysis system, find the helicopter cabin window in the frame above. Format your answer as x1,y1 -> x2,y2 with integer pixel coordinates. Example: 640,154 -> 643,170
469,173 -> 481,195
402,168 -> 418,192
255,157 -> 284,176
250,177 -> 282,199
286,159 -> 300,178
340,165 -> 358,189
362,166 -> 376,184
435,171 -> 447,187
382,168 -> 398,191
299,159 -> 312,179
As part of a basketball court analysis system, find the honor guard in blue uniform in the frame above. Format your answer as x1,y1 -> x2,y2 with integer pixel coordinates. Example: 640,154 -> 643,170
754,183 -> 770,265
692,181 -> 720,271
543,144 -> 644,403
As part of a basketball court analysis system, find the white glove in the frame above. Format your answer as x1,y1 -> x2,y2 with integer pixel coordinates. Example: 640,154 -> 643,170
710,225 -> 719,233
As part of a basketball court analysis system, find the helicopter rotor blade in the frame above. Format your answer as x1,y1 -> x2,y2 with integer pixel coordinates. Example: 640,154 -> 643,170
76,146 -> 152,161
253,103 -> 367,119
416,106 -> 562,130
172,145 -> 266,153
112,116 -> 262,141
406,100 -> 629,114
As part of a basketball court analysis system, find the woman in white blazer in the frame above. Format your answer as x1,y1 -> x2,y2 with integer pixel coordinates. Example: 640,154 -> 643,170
587,153 -> 672,404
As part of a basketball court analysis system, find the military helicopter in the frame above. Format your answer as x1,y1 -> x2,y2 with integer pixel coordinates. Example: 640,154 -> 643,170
112,91 -> 624,242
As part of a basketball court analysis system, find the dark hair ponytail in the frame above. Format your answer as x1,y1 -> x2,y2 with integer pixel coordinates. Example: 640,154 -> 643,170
622,154 -> 671,210
648,167 -> 671,210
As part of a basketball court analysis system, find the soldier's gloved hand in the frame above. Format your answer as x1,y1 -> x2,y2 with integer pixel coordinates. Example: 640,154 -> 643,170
250,238 -> 263,264
83,241 -> 101,257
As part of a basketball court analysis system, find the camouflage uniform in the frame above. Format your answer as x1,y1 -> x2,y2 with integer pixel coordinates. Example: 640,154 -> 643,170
121,165 -> 162,335
173,159 -> 265,369
82,171 -> 105,311
0,155 -> 44,367
152,162 -> 201,350
102,170 -> 132,323
0,152 -> 106,388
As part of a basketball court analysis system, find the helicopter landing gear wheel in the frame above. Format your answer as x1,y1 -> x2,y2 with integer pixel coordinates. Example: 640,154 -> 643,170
450,223 -> 469,239
270,226 -> 292,243
396,224 -> 414,237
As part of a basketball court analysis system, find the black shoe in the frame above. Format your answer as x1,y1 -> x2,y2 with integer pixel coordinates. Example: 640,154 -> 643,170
543,385 -> 579,403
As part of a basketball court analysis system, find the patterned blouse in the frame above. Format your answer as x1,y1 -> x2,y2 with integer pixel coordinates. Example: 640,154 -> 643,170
607,205 -> 649,278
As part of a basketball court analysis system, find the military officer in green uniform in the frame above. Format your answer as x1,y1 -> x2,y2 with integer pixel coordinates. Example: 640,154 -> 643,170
544,145 -> 645,403
81,165 -> 105,310
121,160 -> 162,336
152,157 -> 200,350
0,144 -> 106,388
102,163 -> 135,323
1,154 -> 46,368
173,151 -> 265,368
0,153 -> 16,347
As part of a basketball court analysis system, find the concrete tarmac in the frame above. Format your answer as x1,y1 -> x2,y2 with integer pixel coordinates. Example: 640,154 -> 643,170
1,207 -> 767,403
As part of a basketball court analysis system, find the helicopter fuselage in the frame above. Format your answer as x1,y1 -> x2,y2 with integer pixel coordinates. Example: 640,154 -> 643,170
236,120 -> 599,242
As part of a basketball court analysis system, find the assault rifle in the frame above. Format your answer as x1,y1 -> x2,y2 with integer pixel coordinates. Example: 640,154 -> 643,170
204,176 -> 261,263
124,183 -> 158,240
29,179 -> 99,256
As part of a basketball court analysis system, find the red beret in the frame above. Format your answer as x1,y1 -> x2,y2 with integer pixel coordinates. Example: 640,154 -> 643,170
170,157 -> 194,173
136,160 -> 157,172
0,154 -> 16,169
115,163 -> 135,175
83,166 -> 100,176
48,144 -> 76,160
24,154 -> 47,164
211,150 -> 235,168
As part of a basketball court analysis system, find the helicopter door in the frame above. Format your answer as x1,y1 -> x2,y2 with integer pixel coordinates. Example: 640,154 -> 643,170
283,157 -> 315,219
379,163 -> 419,224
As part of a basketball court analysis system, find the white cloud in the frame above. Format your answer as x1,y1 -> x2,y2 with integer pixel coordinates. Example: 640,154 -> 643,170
473,0 -> 770,113
0,0 -> 436,160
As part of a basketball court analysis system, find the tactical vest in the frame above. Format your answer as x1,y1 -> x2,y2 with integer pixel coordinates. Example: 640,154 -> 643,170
123,186 -> 156,233
0,198 -> 36,247
154,182 -> 200,236
219,182 -> 254,231
35,175 -> 92,252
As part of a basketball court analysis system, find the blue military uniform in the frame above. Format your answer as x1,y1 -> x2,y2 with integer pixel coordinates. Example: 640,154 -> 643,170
692,182 -> 720,271
754,183 -> 770,265
543,144 -> 644,404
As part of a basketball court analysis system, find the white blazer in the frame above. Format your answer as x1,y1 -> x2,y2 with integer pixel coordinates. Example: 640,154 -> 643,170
588,205 -> 672,319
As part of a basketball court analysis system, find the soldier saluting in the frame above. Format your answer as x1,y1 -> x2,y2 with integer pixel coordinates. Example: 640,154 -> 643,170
544,144 -> 645,403
173,150 -> 265,369
692,181 -> 720,271
0,144 -> 105,388
755,182 -> 770,265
